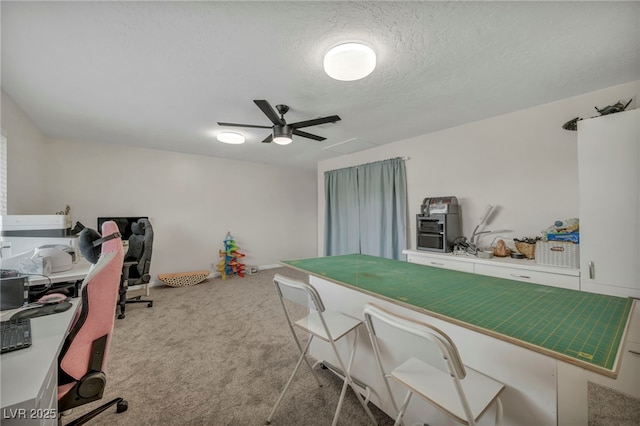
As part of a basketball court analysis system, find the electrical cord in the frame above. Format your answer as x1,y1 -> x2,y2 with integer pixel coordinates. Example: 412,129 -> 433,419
452,236 -> 477,256
15,272 -> 53,296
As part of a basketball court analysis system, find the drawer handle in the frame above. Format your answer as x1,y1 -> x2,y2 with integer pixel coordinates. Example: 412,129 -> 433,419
510,274 -> 531,279
589,261 -> 595,279
630,350 -> 640,356
430,262 -> 444,266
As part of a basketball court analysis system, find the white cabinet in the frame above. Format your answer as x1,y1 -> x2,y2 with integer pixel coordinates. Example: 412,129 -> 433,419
578,109 -> 640,298
406,251 -> 473,273
474,263 -> 579,290
404,250 -> 580,289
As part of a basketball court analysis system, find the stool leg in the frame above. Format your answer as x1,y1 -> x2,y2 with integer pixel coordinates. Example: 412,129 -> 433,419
495,397 -> 503,426
282,303 -> 322,387
330,328 -> 378,426
393,390 -> 413,426
267,337 -> 314,424
287,325 -> 322,388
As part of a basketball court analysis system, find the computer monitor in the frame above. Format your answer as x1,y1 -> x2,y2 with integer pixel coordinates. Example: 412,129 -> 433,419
97,217 -> 148,241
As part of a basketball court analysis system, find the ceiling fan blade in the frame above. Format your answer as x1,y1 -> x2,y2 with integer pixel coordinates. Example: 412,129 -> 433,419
261,134 -> 273,143
254,100 -> 284,126
293,129 -> 325,141
217,122 -> 272,129
289,115 -> 341,129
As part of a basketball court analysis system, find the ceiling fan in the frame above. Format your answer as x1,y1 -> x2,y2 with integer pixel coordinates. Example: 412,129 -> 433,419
217,100 -> 341,144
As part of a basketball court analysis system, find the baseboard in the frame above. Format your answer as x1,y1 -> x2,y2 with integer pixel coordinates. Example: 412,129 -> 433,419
259,264 -> 282,270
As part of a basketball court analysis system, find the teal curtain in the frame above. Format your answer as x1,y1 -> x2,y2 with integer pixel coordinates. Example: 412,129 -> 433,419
324,167 -> 360,256
324,158 -> 407,260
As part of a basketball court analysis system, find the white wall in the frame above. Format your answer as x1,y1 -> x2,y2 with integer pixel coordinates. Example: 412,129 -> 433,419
317,81 -> 640,254
1,90 -> 49,213
2,89 -> 318,280
42,140 -> 318,277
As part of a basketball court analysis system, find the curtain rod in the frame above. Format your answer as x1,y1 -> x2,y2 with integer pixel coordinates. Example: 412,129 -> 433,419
325,156 -> 409,174
358,156 -> 409,166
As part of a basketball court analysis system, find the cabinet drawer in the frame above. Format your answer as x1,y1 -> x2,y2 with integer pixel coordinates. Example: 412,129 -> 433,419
407,254 -> 473,273
627,303 -> 640,344
618,341 -> 640,398
474,263 -> 580,290
589,341 -> 640,399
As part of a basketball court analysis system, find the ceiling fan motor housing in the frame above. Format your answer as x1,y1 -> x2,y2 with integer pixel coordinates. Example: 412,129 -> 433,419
274,125 -> 293,138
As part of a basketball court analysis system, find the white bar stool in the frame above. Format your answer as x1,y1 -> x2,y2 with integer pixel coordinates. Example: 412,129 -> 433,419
266,274 -> 378,426
363,303 -> 504,426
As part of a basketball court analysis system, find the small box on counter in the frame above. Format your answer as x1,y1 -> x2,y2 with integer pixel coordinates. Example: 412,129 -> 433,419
535,241 -> 579,269
546,231 -> 579,244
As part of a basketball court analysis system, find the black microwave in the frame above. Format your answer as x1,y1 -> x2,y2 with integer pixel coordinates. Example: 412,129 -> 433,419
416,214 -> 460,253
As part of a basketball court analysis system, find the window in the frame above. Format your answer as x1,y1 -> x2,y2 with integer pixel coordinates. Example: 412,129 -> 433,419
0,131 -> 6,215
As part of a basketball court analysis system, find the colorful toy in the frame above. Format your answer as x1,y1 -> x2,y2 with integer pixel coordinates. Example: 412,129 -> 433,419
216,231 -> 246,280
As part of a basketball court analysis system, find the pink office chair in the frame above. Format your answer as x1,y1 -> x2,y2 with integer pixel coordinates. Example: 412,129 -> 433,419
57,221 -> 127,425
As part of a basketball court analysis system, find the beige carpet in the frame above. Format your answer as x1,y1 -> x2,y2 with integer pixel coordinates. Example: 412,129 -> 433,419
588,382 -> 640,426
63,267 -> 395,426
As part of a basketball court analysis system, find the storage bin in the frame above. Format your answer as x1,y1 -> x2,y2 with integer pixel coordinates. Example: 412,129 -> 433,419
535,241 -> 579,269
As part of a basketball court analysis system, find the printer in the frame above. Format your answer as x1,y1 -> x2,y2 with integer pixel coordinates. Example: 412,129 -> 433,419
0,214 -> 78,262
1,245 -> 73,275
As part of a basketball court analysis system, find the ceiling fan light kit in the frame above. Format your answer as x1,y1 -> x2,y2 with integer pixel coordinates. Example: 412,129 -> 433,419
217,131 -> 245,144
273,125 -> 293,145
323,42 -> 376,81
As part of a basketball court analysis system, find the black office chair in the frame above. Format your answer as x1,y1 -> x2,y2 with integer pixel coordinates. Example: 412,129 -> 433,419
117,218 -> 154,319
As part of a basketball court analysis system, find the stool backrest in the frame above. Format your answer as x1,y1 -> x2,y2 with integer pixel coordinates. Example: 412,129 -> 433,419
273,273 -> 325,312
364,303 -> 466,379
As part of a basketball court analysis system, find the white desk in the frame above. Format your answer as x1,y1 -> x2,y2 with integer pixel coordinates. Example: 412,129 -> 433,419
1,300 -> 80,425
27,259 -> 92,287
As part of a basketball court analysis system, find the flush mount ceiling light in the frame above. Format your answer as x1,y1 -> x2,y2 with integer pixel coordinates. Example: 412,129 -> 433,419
323,42 -> 376,81
217,131 -> 245,144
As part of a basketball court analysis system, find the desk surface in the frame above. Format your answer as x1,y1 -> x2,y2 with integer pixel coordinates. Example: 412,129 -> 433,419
27,259 -> 92,286
0,299 -> 80,409
282,254 -> 633,376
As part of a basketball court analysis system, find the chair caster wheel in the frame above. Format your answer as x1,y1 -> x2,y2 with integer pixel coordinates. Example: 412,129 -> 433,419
116,400 -> 128,413
118,313 -> 125,319
147,302 -> 153,308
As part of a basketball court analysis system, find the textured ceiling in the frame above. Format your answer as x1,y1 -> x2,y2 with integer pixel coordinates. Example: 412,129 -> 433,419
2,1 -> 639,170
